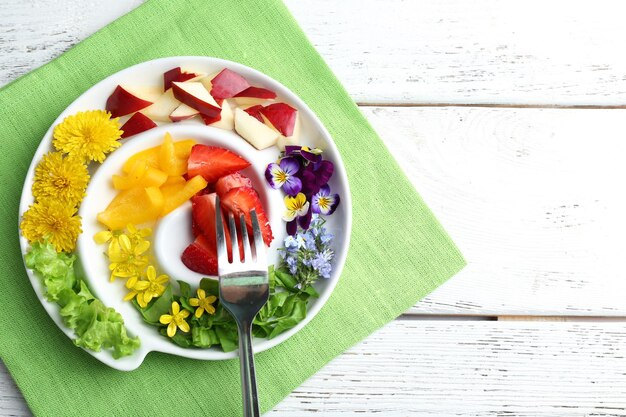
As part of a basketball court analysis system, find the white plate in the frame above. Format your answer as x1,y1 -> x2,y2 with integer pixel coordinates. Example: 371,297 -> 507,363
18,56 -> 352,371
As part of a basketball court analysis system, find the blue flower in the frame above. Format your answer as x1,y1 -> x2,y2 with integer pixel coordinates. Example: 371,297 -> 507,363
286,255 -> 298,275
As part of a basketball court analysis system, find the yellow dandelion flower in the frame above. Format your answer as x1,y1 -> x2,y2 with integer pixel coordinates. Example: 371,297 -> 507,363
189,288 -> 217,318
32,152 -> 89,207
53,110 -> 122,163
20,200 -> 82,252
159,302 -> 190,337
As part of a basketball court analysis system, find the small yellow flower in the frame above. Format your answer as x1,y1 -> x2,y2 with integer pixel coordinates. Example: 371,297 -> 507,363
126,265 -> 168,308
108,234 -> 149,281
53,110 -> 122,163
189,288 -> 217,318
159,302 -> 190,337
20,200 -> 82,252
32,152 -> 90,207
282,192 -> 309,222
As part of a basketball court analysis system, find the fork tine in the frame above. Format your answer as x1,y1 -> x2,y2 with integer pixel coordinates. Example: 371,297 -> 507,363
240,213 -> 252,262
250,209 -> 266,265
215,196 -> 228,270
228,212 -> 239,263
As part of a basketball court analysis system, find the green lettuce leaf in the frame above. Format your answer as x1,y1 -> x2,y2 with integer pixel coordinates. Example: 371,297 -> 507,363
25,242 -> 140,358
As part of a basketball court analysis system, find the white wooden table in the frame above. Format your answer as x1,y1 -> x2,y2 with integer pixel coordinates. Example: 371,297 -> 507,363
3,1 -> 626,415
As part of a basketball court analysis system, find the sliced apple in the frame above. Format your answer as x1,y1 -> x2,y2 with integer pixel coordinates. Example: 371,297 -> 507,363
210,68 -> 250,100
209,99 -> 235,130
120,112 -> 157,138
259,103 -> 298,136
141,89 -> 181,122
163,67 -> 206,90
171,81 -> 221,118
170,103 -> 199,122
234,107 -> 280,150
276,116 -> 301,151
106,85 -> 160,117
243,105 -> 264,122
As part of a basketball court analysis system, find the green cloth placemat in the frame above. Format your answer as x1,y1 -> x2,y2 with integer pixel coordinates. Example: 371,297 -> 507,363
0,0 -> 465,415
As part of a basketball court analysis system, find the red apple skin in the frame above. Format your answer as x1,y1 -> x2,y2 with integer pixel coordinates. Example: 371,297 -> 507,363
120,112 -> 157,138
169,113 -> 197,123
210,68 -> 250,99
243,105 -> 264,122
171,83 -> 221,118
105,85 -> 154,118
259,103 -> 297,136
234,86 -> 277,99
200,113 -> 222,125
164,67 -> 198,90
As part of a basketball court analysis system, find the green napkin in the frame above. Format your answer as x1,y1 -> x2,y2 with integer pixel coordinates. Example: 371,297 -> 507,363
0,0 -> 465,415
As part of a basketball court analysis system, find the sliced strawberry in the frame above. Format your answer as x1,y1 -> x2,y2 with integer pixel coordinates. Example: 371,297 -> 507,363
234,86 -> 277,100
187,144 -> 250,184
120,112 -> 157,138
164,67 -> 198,91
221,186 -> 273,246
243,105 -> 264,123
210,69 -> 250,100
216,173 -> 253,198
181,234 -> 218,275
259,103 -> 297,136
192,217 -> 202,238
191,193 -> 242,261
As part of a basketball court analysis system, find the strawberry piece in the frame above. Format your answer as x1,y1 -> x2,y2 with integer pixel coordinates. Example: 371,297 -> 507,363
120,112 -> 157,138
164,67 -> 198,91
260,103 -> 298,136
234,86 -> 277,100
181,234 -> 218,275
192,217 -> 202,238
191,193 -> 242,261
221,186 -> 273,246
243,105 -> 264,123
187,144 -> 250,184
210,69 -> 250,100
216,173 -> 253,198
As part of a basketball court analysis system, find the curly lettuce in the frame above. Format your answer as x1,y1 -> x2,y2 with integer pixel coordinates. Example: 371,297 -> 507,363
25,241 -> 139,359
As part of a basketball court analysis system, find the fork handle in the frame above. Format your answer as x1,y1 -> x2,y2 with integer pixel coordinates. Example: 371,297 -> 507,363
238,320 -> 260,417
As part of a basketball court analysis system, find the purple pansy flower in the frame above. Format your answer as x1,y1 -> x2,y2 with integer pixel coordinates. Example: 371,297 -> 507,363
312,185 -> 340,215
301,160 -> 334,196
265,157 -> 302,195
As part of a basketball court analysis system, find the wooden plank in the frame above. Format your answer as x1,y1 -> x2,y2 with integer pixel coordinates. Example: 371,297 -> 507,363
358,106 -> 626,316
3,320 -> 626,416
4,0 -> 626,106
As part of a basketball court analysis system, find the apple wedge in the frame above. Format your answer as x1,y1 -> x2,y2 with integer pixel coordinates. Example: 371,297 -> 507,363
259,103 -> 298,136
120,112 -> 157,138
163,67 -> 206,90
170,104 -> 199,122
141,89 -> 181,122
208,99 -> 235,130
105,85 -> 161,117
276,115 -> 301,150
232,86 -> 277,107
234,107 -> 280,150
171,81 -> 221,118
243,105 -> 264,122
210,68 -> 250,99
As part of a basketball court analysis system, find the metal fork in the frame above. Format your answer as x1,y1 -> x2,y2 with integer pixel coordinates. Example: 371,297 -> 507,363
216,197 -> 269,417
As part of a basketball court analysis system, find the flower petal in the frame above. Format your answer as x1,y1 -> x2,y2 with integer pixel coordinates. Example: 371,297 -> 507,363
197,288 -> 206,299
282,176 -> 302,196
167,322 -> 177,337
314,160 -> 334,186
195,307 -> 204,318
178,320 -> 190,333
171,302 -> 180,315
159,314 -> 173,324
298,207 -> 313,230
279,157 -> 300,175
93,230 -> 112,244
296,201 -> 310,218
265,163 -> 281,188
189,297 -> 199,307
286,219 -> 298,236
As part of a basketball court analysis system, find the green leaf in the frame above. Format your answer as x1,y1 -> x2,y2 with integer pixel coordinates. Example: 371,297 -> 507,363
160,328 -> 192,348
192,326 -> 219,348
140,285 -> 173,324
268,294 -> 307,339
25,241 -> 77,301
177,280 -> 192,298
301,284 -> 319,298
268,265 -> 276,292
216,325 -> 239,352
274,268 -> 298,292
199,277 -> 219,297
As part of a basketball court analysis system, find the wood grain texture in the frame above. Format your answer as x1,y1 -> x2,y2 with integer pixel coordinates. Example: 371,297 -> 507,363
5,319 -> 626,416
5,0 -> 626,105
361,106 -> 626,316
